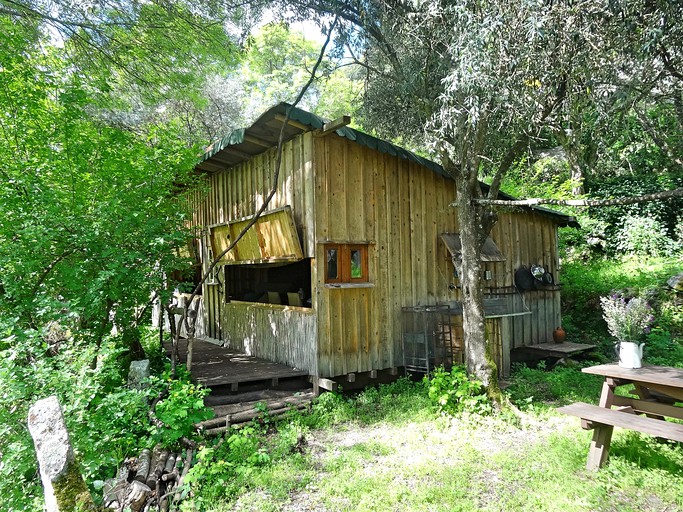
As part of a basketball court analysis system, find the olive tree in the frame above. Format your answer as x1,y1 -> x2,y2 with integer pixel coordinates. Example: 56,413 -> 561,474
288,0 -> 683,391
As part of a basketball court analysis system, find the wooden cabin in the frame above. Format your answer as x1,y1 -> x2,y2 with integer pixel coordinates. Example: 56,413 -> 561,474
183,103 -> 578,388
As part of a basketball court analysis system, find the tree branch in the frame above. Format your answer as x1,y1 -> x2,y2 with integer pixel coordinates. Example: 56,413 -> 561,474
470,188 -> 683,207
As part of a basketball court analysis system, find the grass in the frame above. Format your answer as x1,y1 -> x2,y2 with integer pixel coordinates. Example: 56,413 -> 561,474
187,371 -> 683,512
560,256 -> 683,348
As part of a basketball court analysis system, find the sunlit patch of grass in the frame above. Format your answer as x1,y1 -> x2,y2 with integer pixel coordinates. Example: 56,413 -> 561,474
201,377 -> 683,512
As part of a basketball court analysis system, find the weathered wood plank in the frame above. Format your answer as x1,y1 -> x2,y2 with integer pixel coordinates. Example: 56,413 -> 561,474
558,402 -> 683,442
166,338 -> 309,387
219,302 -> 317,374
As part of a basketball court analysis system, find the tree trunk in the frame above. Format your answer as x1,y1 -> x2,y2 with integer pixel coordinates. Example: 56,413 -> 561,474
453,177 -> 497,389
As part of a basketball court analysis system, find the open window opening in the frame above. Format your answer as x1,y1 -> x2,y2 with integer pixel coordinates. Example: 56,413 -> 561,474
224,258 -> 312,308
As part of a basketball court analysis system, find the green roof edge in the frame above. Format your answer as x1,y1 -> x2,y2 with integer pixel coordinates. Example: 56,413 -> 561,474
198,102 -> 578,228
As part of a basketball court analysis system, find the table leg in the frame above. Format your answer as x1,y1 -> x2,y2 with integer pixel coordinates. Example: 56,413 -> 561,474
585,378 -> 617,470
587,424 -> 614,470
598,379 -> 616,408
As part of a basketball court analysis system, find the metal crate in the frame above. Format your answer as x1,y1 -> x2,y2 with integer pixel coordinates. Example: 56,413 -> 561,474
402,305 -> 456,374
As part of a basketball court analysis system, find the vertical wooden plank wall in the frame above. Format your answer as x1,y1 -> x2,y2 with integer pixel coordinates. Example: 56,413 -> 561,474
314,135 -> 459,378
191,134 -> 318,374
490,213 -> 562,350
191,129 -> 563,379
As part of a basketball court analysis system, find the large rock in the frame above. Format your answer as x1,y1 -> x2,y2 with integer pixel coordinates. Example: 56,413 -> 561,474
27,396 -> 95,511
128,359 -> 151,389
668,273 -> 683,292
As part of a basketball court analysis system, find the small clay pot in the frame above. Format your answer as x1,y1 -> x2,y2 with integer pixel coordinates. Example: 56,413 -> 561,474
553,326 -> 566,344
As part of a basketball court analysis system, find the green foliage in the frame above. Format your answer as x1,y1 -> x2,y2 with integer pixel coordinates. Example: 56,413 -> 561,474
615,215 -> 680,257
560,257 -> 683,364
239,22 -> 362,123
500,154 -> 576,201
425,366 -> 492,416
0,17 -> 199,351
181,425 -> 275,509
181,378 -> 434,510
150,368 -> 214,445
505,363 -> 604,410
644,327 -> 683,367
585,172 -> 683,256
0,311 -> 213,510
0,321 -> 153,510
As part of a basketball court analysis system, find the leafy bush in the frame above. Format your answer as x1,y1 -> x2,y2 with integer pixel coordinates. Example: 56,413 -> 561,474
615,215 -> 679,257
424,366 -> 492,416
644,327 -> 683,367
181,425 -> 277,510
500,154 -> 576,201
150,367 -> 214,445
559,215 -> 610,260
586,172 -> 683,253
0,324 -> 156,510
560,257 -> 683,363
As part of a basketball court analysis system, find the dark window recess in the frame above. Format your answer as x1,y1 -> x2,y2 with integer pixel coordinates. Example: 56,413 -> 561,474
224,258 -> 312,308
326,248 -> 339,281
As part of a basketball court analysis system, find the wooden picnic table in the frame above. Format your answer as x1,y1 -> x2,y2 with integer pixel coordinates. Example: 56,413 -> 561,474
558,363 -> 683,470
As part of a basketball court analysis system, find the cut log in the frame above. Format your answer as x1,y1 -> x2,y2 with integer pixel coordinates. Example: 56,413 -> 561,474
163,453 -> 176,475
147,447 -> 169,490
176,448 -> 194,491
204,403 -> 309,436
201,393 -> 314,430
134,449 -> 151,483
124,480 -> 151,512
203,388 -> 311,407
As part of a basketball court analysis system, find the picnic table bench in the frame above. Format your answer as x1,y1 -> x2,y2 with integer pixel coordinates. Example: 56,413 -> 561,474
558,363 -> 683,470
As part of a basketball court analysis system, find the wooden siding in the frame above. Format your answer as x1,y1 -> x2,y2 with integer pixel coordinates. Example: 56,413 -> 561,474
489,212 -> 562,351
191,133 -> 317,368
191,128 -> 562,381
192,133 -> 316,257
314,134 -> 459,378
313,135 -> 561,379
219,301 -> 317,374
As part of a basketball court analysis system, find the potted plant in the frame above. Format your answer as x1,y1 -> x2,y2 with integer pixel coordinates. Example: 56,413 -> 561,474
600,294 -> 654,368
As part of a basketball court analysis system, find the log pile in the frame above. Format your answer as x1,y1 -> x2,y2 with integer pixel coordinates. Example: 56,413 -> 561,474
199,389 -> 315,436
103,446 -> 193,512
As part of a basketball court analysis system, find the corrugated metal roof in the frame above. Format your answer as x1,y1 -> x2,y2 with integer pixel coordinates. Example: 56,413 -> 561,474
196,102 -> 578,227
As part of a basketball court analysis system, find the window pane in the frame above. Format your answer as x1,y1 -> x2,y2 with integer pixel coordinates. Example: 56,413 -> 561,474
327,248 -> 338,280
350,249 -> 362,278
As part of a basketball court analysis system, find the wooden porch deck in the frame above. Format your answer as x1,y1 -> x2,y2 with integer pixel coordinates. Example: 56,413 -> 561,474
165,339 -> 310,390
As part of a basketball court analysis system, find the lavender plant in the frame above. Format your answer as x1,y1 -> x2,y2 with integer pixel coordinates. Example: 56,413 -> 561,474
600,295 -> 654,343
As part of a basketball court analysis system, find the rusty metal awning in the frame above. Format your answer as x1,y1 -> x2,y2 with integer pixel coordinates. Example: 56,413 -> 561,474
440,233 -> 506,262
210,206 -> 303,265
